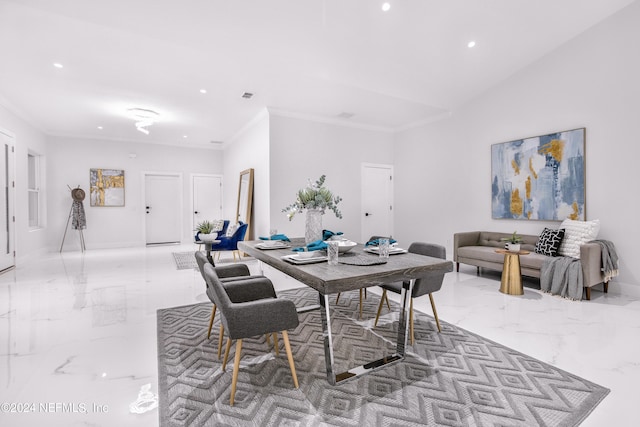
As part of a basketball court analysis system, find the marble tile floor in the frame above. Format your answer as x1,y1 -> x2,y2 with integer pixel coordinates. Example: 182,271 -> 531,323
0,244 -> 638,426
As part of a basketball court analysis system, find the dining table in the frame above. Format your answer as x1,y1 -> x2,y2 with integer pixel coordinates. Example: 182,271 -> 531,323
238,238 -> 454,386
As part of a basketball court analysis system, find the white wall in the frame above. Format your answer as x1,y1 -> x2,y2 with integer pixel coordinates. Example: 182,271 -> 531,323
394,1 -> 640,295
0,103 -> 48,261
269,114 -> 395,242
47,136 -> 223,250
222,110 -> 270,240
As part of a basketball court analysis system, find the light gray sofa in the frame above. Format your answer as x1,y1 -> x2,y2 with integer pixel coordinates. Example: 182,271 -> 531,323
453,231 -> 607,300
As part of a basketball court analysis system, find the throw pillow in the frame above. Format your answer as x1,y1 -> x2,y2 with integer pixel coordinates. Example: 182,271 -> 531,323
211,219 -> 225,232
226,223 -> 238,237
534,228 -> 565,257
557,219 -> 600,258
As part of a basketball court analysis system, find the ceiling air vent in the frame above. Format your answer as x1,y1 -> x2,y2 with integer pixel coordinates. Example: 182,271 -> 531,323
337,112 -> 355,119
241,92 -> 254,99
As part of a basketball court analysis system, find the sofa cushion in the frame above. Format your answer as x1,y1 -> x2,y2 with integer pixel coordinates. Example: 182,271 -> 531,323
534,228 -> 565,257
519,251 -> 548,271
558,219 -> 600,258
457,246 -> 505,264
478,232 -> 537,251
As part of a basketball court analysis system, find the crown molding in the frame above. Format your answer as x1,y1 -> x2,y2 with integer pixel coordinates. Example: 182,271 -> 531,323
395,111 -> 454,132
0,94 -> 47,133
267,107 -> 396,133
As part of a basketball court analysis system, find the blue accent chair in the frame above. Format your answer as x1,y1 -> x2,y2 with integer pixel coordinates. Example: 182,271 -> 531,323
209,222 -> 249,261
194,220 -> 230,242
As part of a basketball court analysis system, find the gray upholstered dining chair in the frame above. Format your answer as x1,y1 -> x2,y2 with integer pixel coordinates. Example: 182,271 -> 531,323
374,242 -> 446,344
194,251 -> 272,358
203,263 -> 300,406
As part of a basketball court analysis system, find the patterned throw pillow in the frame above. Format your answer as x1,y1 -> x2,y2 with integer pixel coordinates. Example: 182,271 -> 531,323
535,228 -> 566,257
211,219 -> 225,232
226,223 -> 238,237
557,219 -> 600,258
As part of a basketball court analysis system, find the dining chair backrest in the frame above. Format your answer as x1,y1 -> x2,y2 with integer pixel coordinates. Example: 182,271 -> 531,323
408,242 -> 447,298
203,263 -> 230,312
202,263 -> 299,340
195,250 -> 212,277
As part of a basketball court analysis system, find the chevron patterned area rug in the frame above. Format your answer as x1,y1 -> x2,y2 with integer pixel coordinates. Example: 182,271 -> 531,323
157,287 -> 608,426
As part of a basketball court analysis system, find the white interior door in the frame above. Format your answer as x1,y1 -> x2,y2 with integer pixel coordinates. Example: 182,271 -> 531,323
361,163 -> 394,242
192,174 -> 223,230
145,173 -> 181,245
0,131 -> 15,271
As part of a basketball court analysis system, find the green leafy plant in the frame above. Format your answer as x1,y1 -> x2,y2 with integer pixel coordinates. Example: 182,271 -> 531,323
194,220 -> 215,234
501,231 -> 523,244
282,175 -> 343,221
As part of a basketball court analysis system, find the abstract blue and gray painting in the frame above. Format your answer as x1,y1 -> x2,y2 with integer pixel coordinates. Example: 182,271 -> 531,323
491,128 -> 585,221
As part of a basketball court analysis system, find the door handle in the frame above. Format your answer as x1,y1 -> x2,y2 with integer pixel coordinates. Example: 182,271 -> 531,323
194,211 -> 199,214
365,212 -> 372,217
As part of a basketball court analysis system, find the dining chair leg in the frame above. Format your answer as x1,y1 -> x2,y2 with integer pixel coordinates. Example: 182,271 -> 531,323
335,293 -> 341,304
217,324 -> 225,358
374,290 -> 387,327
429,294 -> 442,332
272,332 -> 280,356
281,330 -> 299,388
409,298 -> 415,345
222,337 -> 233,371
207,305 -> 217,339
384,292 -> 390,310
230,339 -> 243,406
359,289 -> 363,319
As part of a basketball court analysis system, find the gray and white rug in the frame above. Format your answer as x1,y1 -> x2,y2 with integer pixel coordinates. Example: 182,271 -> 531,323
172,252 -> 198,270
157,287 -> 608,426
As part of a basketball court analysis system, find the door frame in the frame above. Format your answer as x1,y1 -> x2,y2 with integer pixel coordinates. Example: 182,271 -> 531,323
361,162 -> 394,242
141,171 -> 184,245
190,173 -> 223,234
0,127 -> 16,272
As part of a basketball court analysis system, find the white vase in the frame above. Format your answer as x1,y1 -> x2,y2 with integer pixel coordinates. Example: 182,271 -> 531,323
305,209 -> 323,244
506,243 -> 521,252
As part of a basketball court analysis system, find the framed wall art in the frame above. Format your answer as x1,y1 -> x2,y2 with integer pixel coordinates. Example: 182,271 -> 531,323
90,168 -> 125,207
491,128 -> 585,221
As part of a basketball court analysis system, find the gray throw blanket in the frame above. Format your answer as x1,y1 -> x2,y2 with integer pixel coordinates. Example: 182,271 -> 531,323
541,257 -> 584,300
72,200 -> 86,230
589,239 -> 619,283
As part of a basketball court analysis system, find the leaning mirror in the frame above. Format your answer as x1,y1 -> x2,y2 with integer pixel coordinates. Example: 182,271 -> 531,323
236,168 -> 254,239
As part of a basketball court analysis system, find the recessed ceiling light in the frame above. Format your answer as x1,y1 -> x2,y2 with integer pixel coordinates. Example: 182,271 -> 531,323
183,135 -> 188,138
468,41 -> 476,48
53,63 -> 63,68
382,3 -> 391,12
199,89 -> 207,94
97,126 -> 103,130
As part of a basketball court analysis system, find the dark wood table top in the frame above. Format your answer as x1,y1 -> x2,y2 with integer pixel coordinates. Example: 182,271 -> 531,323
239,238 -> 453,295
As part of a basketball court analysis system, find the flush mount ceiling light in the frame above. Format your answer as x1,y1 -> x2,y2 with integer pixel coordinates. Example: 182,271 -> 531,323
468,40 -> 476,48
127,108 -> 159,135
53,62 -> 64,68
382,2 -> 391,12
